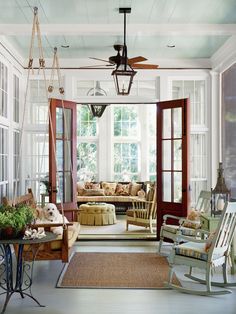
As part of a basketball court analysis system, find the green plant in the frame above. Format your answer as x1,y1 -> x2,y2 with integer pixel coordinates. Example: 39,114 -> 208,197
0,204 -> 35,235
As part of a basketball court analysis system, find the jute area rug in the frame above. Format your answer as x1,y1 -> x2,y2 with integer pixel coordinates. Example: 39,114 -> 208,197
57,252 -> 180,289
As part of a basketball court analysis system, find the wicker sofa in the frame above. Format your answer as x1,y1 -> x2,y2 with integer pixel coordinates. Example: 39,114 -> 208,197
77,181 -> 146,214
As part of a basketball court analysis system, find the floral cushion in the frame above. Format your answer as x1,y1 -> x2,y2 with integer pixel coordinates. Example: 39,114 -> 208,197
85,182 -> 100,189
77,182 -> 85,196
101,182 -> 117,196
182,209 -> 200,229
115,183 -> 131,196
163,224 -> 197,236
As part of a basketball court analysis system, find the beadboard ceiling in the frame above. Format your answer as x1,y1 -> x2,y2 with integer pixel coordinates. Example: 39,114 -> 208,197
0,0 -> 236,68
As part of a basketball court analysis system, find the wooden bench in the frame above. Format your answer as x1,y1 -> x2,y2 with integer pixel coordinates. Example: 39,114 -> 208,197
2,189 -> 80,263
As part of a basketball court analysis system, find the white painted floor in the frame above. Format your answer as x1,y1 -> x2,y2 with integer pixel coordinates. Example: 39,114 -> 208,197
1,241 -> 236,314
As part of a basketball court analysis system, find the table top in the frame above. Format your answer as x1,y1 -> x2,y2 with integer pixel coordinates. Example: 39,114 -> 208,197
0,231 -> 57,245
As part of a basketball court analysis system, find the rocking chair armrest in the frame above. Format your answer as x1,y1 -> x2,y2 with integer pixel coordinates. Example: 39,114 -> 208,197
179,218 -> 200,226
163,214 -> 182,223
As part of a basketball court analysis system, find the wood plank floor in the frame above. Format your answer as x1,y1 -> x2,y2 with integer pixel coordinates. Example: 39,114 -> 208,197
2,241 -> 236,314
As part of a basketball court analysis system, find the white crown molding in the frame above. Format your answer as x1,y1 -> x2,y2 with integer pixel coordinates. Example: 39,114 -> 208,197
211,35 -> 236,73
0,24 -> 236,36
0,36 -> 24,70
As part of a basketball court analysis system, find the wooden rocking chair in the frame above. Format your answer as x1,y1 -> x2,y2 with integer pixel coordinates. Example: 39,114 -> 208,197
159,190 -> 211,253
167,201 -> 236,295
2,188 -> 80,263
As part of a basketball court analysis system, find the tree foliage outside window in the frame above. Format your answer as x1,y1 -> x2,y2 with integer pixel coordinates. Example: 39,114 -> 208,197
148,105 -> 156,181
114,106 -> 138,137
114,142 -> 138,181
77,106 -> 98,181
113,106 -> 139,181
77,106 -> 97,137
77,143 -> 97,181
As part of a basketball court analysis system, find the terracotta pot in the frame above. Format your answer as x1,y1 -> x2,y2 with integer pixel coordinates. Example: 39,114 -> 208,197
1,227 -> 26,239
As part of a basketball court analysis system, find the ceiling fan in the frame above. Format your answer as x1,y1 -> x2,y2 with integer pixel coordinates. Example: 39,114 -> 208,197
86,8 -> 159,70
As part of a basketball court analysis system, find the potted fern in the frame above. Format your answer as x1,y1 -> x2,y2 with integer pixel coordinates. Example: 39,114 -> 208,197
0,204 -> 35,239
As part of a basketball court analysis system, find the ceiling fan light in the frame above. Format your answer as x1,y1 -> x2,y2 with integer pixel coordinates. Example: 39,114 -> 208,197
112,65 -> 136,95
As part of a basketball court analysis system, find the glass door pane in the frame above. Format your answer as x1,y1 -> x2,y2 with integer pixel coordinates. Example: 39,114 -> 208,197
49,99 -> 77,213
157,98 -> 190,238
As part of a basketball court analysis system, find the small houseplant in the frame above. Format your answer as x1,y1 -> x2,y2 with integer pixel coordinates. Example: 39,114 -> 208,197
0,204 -> 35,239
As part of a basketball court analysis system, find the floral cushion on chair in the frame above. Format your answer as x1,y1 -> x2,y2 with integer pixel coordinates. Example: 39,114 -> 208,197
101,182 -> 117,196
182,209 -> 201,229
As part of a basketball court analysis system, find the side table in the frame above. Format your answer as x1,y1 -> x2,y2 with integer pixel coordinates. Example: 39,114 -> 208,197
0,232 -> 57,314
200,213 -> 235,274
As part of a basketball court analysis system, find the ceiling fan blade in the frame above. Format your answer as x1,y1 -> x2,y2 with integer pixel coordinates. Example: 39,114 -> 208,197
132,63 -> 159,69
89,57 -> 114,64
128,56 -> 147,65
78,64 -> 115,69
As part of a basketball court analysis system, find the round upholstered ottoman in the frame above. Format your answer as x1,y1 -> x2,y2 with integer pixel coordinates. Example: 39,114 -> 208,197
79,203 -> 116,226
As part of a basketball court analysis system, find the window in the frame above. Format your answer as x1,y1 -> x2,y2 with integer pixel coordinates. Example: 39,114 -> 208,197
13,74 -> 19,123
172,80 -> 208,204
113,106 -> 139,181
13,131 -> 20,196
24,132 -> 49,198
148,105 -> 156,181
0,62 -> 8,118
77,106 -> 98,181
0,127 -> 8,199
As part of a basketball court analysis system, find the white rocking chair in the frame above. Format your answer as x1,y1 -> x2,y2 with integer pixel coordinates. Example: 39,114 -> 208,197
159,190 -> 211,253
166,201 -> 236,295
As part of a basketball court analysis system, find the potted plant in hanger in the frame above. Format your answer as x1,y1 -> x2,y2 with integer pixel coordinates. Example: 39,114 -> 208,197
0,204 -> 36,239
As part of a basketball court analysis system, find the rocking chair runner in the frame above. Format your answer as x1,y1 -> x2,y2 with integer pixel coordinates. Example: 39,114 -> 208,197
167,201 -> 236,295
159,190 -> 211,253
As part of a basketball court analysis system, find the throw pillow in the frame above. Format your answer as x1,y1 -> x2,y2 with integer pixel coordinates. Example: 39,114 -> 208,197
85,182 -> 100,189
82,189 -> 105,196
182,209 -> 201,229
205,231 -> 216,252
130,183 -> 142,196
101,182 -> 117,196
77,182 -> 85,196
137,189 -> 146,199
115,183 -> 131,196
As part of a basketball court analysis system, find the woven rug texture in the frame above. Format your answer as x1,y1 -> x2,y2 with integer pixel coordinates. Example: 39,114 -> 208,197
57,252 -> 180,289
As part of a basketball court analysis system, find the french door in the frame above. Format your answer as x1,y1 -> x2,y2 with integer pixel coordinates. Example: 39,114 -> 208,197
156,98 -> 190,238
49,98 -> 77,216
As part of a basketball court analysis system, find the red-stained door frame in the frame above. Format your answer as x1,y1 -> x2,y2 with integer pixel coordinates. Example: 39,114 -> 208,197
156,98 -> 190,239
49,98 -> 77,213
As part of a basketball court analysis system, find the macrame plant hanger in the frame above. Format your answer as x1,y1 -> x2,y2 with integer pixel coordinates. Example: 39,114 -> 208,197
13,7 -> 73,229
